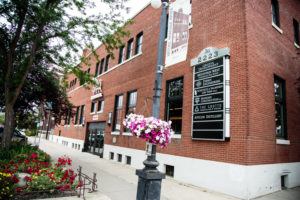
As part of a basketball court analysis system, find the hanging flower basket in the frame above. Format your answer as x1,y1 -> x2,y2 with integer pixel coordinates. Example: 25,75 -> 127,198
123,114 -> 174,148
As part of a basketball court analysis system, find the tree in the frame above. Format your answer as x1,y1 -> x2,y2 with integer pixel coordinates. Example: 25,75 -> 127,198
0,0 -> 131,149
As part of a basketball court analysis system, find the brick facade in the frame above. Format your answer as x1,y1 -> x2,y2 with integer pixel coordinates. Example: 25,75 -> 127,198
54,0 -> 300,165
52,2 -> 300,197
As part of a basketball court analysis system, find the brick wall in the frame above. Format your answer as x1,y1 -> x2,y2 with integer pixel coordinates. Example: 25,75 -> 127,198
54,0 -> 300,166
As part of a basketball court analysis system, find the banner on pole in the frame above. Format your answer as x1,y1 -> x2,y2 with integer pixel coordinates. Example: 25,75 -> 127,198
165,0 -> 190,67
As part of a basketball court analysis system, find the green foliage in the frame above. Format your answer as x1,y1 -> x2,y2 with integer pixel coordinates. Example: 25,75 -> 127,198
0,115 -> 4,125
0,142 -> 49,163
0,0 -> 132,148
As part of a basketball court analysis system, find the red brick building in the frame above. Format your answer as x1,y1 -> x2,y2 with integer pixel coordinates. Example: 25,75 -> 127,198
53,0 -> 300,199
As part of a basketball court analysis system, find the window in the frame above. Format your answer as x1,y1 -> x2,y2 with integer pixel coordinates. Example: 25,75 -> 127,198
126,156 -> 131,165
165,14 -> 169,39
87,68 -> 90,74
126,39 -> 133,59
98,100 -> 104,112
271,0 -> 280,27
75,106 -> 80,124
135,32 -> 143,54
95,62 -> 99,76
117,154 -> 122,162
105,55 -> 110,72
274,76 -> 287,139
100,59 -> 104,74
79,105 -> 85,125
110,152 -> 114,160
118,46 -> 125,64
126,91 -> 137,115
113,95 -> 123,131
65,112 -> 71,125
165,165 -> 174,177
91,102 -> 96,113
293,19 -> 299,45
165,77 -> 183,134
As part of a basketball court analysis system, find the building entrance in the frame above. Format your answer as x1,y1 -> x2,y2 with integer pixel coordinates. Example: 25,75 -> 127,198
85,122 -> 105,157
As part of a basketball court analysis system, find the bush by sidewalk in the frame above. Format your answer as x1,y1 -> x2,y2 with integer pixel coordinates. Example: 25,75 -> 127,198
0,142 -> 80,199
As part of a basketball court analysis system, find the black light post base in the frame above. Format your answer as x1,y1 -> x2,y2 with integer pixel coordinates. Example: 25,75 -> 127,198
136,144 -> 165,200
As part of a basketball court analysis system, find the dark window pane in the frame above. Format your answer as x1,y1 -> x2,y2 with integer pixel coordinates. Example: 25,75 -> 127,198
118,46 -> 125,64
135,32 -> 143,54
75,106 -> 80,124
100,59 -> 104,74
274,76 -> 286,138
126,39 -> 133,59
271,0 -> 280,27
105,55 -> 110,72
114,95 -> 123,131
165,77 -> 183,134
294,19 -> 299,45
95,63 -> 99,76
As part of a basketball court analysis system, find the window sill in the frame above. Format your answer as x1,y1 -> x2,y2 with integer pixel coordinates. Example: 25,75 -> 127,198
276,139 -> 290,145
97,111 -> 103,114
272,22 -> 283,34
171,134 -> 181,139
294,42 -> 300,49
111,131 -> 120,135
90,112 -> 96,115
122,132 -> 133,136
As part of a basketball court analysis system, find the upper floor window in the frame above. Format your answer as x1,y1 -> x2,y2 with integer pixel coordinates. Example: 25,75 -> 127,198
126,39 -> 133,59
126,91 -> 137,115
87,68 -> 90,74
165,77 -> 184,134
98,100 -> 104,113
91,102 -> 97,113
79,105 -> 85,125
271,0 -> 280,27
95,62 -> 99,76
135,32 -> 143,55
293,19 -> 299,46
113,95 -> 123,131
105,55 -> 110,72
118,46 -> 125,64
100,58 -> 104,75
274,76 -> 287,139
75,106 -> 80,125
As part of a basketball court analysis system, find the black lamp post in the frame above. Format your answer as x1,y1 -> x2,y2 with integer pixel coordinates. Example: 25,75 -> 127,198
136,0 -> 169,200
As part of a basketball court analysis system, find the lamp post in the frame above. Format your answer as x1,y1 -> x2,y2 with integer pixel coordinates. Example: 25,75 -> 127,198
136,0 -> 169,200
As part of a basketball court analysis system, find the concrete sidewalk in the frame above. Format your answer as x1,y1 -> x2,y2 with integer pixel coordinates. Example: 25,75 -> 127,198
30,138 -> 300,200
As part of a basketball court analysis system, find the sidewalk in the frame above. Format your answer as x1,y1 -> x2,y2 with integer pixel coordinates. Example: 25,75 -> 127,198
30,138 -> 300,200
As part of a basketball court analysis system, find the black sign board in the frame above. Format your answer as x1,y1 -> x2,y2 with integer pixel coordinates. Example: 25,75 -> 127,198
192,57 -> 225,140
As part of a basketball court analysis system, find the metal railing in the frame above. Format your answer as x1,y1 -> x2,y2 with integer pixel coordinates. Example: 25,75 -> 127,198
77,165 -> 98,199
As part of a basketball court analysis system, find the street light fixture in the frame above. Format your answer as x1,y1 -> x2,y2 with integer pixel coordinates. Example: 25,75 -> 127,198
136,0 -> 169,200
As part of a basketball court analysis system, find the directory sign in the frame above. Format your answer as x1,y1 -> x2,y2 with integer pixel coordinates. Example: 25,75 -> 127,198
190,47 -> 230,141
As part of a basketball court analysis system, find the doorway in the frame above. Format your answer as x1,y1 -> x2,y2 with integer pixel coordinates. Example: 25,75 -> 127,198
85,122 -> 105,158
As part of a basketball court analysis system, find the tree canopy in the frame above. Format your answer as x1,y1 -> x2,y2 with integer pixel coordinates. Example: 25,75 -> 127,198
0,0 -> 131,148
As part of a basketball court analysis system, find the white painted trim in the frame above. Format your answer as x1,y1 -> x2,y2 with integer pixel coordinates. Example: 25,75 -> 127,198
111,131 -> 120,135
122,132 -> 133,136
103,144 -> 300,200
171,134 -> 181,139
225,56 -> 230,138
91,93 -> 102,100
90,112 -> 96,115
294,42 -> 300,49
276,139 -> 290,145
272,22 -> 283,34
